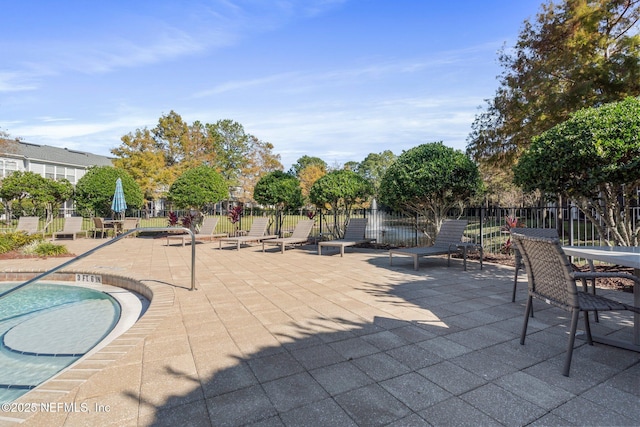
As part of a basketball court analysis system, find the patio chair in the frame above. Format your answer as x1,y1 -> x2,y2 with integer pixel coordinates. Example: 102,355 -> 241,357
511,228 -> 560,302
511,227 -> 599,319
166,217 -> 228,246
52,216 -> 87,240
121,217 -> 141,237
15,216 -> 42,236
317,218 -> 376,257
388,220 -> 481,271
262,219 -> 315,253
512,232 -> 640,376
218,217 -> 276,250
92,217 -> 114,238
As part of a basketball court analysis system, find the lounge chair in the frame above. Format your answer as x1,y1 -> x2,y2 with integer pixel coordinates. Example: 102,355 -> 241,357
218,217 -> 276,250
52,216 -> 87,240
388,220 -> 481,271
166,217 -> 228,246
262,219 -> 315,253
15,216 -> 41,236
512,232 -> 640,376
317,218 -> 375,257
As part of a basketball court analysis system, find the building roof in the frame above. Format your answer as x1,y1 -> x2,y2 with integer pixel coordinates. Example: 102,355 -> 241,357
2,140 -> 114,168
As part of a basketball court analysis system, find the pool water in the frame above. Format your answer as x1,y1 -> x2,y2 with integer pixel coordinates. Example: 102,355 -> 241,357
0,283 -> 121,403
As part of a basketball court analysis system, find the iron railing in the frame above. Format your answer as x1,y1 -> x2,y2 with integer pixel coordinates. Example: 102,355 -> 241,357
5,205 -> 639,255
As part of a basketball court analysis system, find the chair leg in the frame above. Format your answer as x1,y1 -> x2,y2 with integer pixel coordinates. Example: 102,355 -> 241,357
563,309 -> 581,377
586,261 -> 599,323
512,266 -> 519,302
520,296 -> 533,345
583,311 -> 593,345
462,247 -> 468,271
513,264 -> 534,317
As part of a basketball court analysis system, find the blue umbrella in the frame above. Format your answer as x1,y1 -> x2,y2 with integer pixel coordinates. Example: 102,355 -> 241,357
110,178 -> 127,219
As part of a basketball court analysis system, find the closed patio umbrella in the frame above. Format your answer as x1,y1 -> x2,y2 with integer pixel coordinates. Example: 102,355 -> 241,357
110,177 -> 127,220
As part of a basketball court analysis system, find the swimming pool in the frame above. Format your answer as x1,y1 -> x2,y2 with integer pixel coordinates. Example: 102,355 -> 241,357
0,282 -> 143,404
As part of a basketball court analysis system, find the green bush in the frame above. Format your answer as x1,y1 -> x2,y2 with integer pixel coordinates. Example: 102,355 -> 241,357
0,232 -> 43,254
28,242 -> 69,257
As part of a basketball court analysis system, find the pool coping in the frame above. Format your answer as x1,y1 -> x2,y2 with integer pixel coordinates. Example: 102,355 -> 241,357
0,270 -> 174,424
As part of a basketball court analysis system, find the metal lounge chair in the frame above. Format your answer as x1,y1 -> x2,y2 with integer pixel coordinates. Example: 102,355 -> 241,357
52,216 -> 87,240
317,218 -> 375,257
218,217 -> 276,250
512,231 -> 640,376
388,220 -> 481,271
262,219 -> 315,253
166,217 -> 227,246
15,216 -> 41,236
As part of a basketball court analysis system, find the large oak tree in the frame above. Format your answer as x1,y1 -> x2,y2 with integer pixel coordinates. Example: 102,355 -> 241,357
467,0 -> 640,172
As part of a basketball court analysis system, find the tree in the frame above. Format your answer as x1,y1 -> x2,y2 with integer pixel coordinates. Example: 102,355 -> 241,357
309,170 -> 373,238
207,119 -> 253,185
236,137 -> 283,203
379,142 -> 483,232
0,128 -> 17,154
111,128 -> 172,204
467,0 -> 640,170
113,113 -> 279,208
298,164 -> 326,202
0,171 -> 73,224
168,166 -> 227,214
112,111 -> 220,205
288,156 -> 327,177
513,97 -> 640,246
355,150 -> 396,196
253,171 -> 303,236
75,167 -> 144,217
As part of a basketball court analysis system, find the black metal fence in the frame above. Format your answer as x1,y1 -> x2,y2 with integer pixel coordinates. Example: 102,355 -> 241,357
11,204 -> 637,255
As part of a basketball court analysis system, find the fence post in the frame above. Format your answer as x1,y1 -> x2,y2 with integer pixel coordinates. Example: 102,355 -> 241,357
415,212 -> 419,246
569,202 -> 574,246
479,206 -> 484,247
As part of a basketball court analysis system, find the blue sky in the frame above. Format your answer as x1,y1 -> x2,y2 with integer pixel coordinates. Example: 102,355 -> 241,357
2,0 -> 543,170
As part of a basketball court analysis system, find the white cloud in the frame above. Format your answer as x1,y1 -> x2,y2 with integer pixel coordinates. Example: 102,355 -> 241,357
0,72 -> 38,92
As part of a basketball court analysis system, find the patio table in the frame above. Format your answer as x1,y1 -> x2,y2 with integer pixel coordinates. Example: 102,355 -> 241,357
102,219 -> 124,237
563,245 -> 640,352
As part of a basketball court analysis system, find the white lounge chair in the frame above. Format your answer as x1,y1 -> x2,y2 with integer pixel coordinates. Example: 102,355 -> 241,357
166,217 -> 227,246
219,217 -> 276,250
262,219 -> 315,253
53,217 -> 87,240
388,220 -> 481,271
317,218 -> 375,257
15,216 -> 42,236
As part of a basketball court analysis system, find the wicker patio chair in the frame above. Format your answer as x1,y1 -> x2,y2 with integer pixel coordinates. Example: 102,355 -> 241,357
512,232 -> 640,376
92,217 -> 114,238
511,228 -> 560,302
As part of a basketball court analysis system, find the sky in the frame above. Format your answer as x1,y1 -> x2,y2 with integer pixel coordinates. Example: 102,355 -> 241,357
1,0 -> 544,171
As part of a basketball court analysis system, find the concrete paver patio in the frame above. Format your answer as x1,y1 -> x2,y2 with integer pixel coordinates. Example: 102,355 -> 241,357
0,236 -> 638,426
